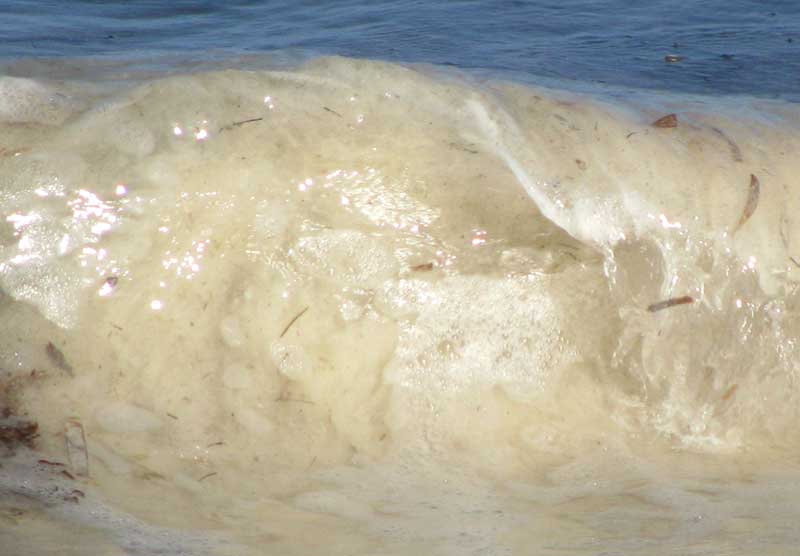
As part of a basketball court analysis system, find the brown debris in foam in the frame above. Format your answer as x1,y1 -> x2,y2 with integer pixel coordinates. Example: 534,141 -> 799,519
733,174 -> 760,233
721,384 -> 738,401
280,306 -> 309,338
411,262 -> 434,272
710,127 -> 744,162
652,114 -> 678,128
103,276 -> 118,290
647,295 -> 694,313
46,342 -> 73,376
218,117 -> 264,132
0,416 -> 38,449
0,374 -> 40,450
37,459 -> 65,467
448,142 -> 479,154
0,146 -> 30,158
62,489 -> 84,504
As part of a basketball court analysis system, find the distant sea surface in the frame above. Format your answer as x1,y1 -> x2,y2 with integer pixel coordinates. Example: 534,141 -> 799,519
0,0 -> 798,100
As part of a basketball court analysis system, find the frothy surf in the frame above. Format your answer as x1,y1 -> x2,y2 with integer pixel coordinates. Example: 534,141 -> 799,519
1,56 -> 800,554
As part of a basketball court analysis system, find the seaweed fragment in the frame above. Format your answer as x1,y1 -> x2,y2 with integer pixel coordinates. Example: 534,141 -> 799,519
411,262 -> 434,272
734,174 -> 760,233
652,114 -> 678,128
323,107 -> 342,117
647,295 -> 694,312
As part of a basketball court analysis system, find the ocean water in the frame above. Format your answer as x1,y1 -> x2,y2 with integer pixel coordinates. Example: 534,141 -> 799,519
0,0 -> 799,99
1,3 -> 800,556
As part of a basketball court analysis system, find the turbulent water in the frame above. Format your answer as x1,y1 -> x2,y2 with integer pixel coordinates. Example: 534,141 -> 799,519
1,55 -> 800,555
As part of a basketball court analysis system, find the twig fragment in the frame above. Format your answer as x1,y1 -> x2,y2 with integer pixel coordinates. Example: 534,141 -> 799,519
218,117 -> 264,132
280,306 -> 309,338
647,295 -> 694,312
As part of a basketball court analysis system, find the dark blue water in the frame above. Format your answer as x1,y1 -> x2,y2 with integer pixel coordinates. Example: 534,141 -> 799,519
0,0 -> 798,100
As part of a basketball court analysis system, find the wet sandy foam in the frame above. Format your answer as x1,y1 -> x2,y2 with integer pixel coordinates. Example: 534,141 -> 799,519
1,56 -> 800,554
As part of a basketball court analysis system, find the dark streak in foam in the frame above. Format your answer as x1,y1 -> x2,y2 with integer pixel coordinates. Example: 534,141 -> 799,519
647,295 -> 694,312
734,174 -> 760,233
218,117 -> 263,132
711,126 -> 743,162
46,342 -> 73,376
280,306 -> 309,338
411,262 -> 434,272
